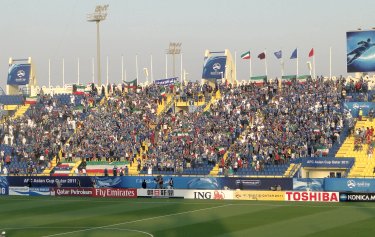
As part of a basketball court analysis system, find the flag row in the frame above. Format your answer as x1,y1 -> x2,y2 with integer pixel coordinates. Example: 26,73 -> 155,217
240,48 -> 314,60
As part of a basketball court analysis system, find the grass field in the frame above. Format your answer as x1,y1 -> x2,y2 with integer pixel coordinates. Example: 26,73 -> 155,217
0,196 -> 375,237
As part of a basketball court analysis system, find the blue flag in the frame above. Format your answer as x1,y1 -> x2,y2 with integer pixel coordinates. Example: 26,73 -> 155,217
290,48 -> 298,59
274,50 -> 282,59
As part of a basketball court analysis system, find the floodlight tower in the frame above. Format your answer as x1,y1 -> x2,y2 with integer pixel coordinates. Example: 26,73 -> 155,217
166,42 -> 182,78
87,4 -> 109,87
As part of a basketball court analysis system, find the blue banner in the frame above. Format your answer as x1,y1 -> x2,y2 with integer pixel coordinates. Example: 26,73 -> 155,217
344,102 -> 375,117
91,176 -> 293,190
154,77 -> 178,86
7,176 -> 94,188
202,56 -> 227,80
300,157 -> 354,168
325,178 -> 375,192
293,178 -> 324,191
347,30 -> 375,73
7,63 -> 31,85
0,177 -> 9,195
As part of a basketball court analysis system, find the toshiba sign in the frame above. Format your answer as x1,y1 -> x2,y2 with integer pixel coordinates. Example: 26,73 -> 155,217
285,191 -> 339,202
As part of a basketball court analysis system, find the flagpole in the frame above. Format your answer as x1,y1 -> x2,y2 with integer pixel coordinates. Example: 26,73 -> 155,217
151,54 -> 154,83
234,51 -> 237,84
121,54 -> 124,83
62,58 -> 65,88
77,57 -> 80,85
313,54 -> 316,79
92,57 -> 95,84
180,53 -> 183,88
106,56 -> 109,85
48,59 -> 51,88
249,52 -> 252,79
329,47 -> 332,79
296,48 -> 299,78
264,49 -> 268,77
136,54 -> 139,85
165,54 -> 168,78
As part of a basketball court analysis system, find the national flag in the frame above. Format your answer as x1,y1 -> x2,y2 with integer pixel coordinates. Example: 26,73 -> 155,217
73,84 -> 86,95
290,48 -> 298,59
160,87 -> 166,97
250,76 -> 267,86
241,51 -> 251,60
274,50 -> 282,59
257,52 -> 266,60
317,147 -> 329,155
217,147 -> 226,154
25,96 -> 37,105
308,48 -> 314,57
124,79 -> 137,88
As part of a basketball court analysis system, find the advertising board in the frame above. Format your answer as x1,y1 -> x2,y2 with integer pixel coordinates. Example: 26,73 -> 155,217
347,30 -> 375,73
339,192 -> 375,202
9,186 -> 30,196
285,191 -> 339,202
324,178 -> 375,192
234,191 -> 285,201
92,188 -> 137,198
52,188 -> 93,197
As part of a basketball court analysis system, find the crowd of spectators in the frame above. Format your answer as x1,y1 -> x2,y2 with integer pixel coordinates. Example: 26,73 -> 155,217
0,76 -> 369,176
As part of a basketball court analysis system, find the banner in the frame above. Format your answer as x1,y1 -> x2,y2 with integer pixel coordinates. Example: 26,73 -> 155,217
52,188 -> 93,197
340,192 -> 375,202
343,102 -> 375,117
7,176 -> 95,188
154,77 -> 178,86
138,189 -> 181,198
7,63 -> 31,85
347,30 -> 375,72
285,191 -> 339,202
324,178 -> 375,192
234,190 -> 285,201
0,177 -> 9,195
29,187 -> 51,196
293,178 -> 324,191
9,186 -> 30,196
109,176 -> 293,190
300,157 -> 354,168
92,188 -> 137,198
202,56 -> 227,80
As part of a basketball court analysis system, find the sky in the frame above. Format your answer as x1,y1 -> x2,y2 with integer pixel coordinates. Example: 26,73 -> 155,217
1,0 -> 375,89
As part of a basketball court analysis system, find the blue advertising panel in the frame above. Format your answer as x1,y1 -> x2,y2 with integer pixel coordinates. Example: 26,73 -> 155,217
91,176 -> 293,190
347,30 -> 375,72
154,77 -> 178,86
202,56 -> 227,80
7,176 -> 95,188
325,178 -> 375,192
343,102 -> 375,117
293,178 -> 324,191
0,176 -> 9,195
300,157 -> 354,168
7,63 -> 31,85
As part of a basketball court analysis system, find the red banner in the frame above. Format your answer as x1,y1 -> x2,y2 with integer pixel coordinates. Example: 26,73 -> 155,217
92,188 -> 137,198
285,191 -> 339,202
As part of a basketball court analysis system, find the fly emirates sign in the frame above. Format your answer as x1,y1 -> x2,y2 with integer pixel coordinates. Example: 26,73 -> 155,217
285,191 -> 339,202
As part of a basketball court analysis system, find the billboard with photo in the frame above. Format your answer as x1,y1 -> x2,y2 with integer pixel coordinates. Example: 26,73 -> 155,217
347,30 -> 375,72
202,56 -> 227,80
7,63 -> 31,85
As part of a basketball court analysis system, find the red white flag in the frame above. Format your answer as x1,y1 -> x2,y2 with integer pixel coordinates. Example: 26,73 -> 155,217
308,48 -> 314,57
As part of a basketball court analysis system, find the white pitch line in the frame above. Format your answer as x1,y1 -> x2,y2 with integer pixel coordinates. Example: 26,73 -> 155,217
41,204 -> 232,237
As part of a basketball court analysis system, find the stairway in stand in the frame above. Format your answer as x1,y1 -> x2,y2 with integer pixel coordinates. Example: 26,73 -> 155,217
335,119 -> 375,177
13,104 -> 30,119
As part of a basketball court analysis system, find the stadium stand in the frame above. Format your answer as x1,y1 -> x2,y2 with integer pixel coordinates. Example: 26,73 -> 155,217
2,76 -> 375,178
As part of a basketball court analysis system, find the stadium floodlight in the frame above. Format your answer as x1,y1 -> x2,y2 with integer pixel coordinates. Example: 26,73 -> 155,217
87,4 -> 109,87
166,42 -> 182,78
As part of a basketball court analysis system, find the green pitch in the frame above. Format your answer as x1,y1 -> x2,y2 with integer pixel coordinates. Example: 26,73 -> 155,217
0,196 -> 375,237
